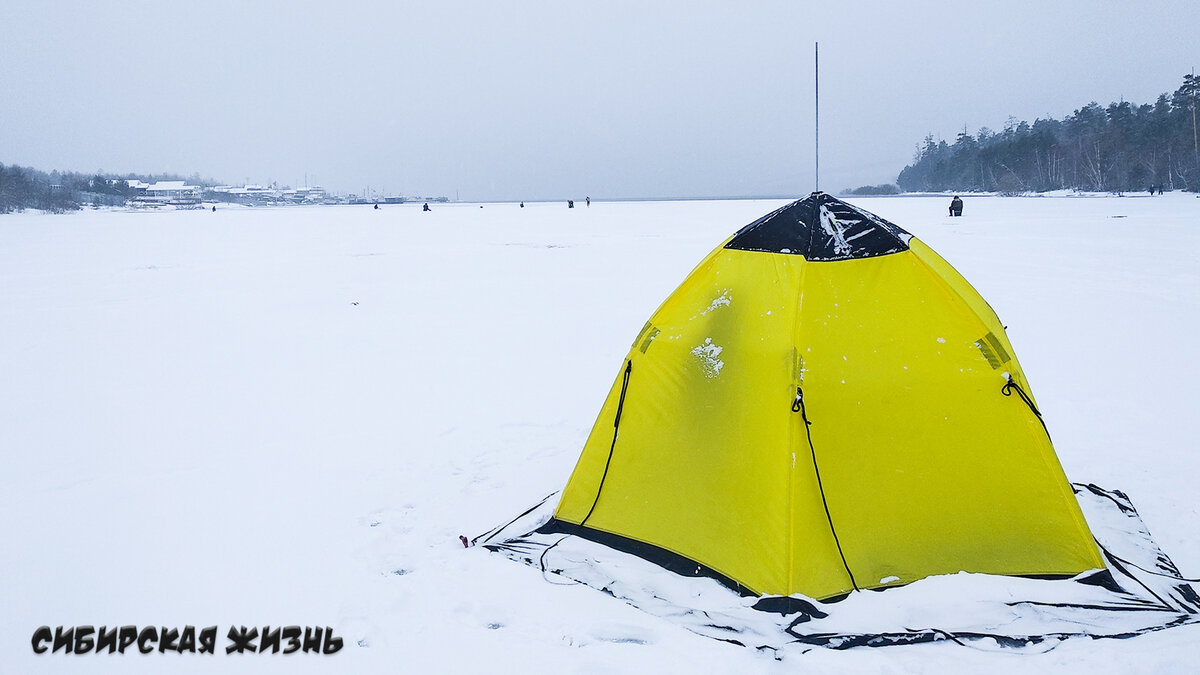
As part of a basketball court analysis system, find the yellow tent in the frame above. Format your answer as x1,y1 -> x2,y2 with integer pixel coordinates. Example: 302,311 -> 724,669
542,193 -> 1103,600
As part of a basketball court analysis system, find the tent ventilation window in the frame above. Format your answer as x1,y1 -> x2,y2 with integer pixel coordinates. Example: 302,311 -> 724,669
975,332 -> 1011,369
633,322 -> 660,354
638,328 -> 660,354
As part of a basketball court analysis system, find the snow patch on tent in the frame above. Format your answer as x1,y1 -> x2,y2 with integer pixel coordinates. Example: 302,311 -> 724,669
700,289 -> 732,315
845,200 -> 915,246
819,205 -> 854,257
691,338 -> 724,378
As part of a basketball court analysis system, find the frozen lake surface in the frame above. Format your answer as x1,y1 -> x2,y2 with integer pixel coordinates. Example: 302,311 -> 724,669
2,194 -> 1198,673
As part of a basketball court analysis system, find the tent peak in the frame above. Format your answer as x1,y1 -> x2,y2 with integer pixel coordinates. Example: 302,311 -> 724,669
725,193 -> 913,261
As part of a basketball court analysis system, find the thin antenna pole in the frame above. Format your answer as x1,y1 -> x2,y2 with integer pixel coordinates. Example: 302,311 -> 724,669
815,42 -> 820,193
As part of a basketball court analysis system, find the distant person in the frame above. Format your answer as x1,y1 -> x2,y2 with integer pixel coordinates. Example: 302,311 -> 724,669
568,200 -> 574,208
586,196 -> 591,207
211,205 -> 216,212
374,203 -> 379,210
949,196 -> 963,217
1159,186 -> 1165,195
520,202 -> 524,208
423,202 -> 430,212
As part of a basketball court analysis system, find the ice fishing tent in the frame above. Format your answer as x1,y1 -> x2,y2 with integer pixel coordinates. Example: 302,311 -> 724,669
537,192 -> 1103,600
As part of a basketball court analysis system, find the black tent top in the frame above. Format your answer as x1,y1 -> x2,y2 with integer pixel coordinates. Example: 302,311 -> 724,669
725,192 -> 913,261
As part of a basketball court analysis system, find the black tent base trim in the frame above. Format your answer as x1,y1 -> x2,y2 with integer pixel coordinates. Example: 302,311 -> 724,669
537,518 -> 1092,603
536,518 -> 758,597
481,484 -> 1200,653
779,615 -> 1200,650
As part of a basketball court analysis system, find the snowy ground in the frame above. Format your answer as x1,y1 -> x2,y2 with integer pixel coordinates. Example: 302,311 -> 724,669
2,194 -> 1197,673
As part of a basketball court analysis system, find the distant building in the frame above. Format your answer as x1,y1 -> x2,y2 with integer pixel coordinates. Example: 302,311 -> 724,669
282,186 -> 331,204
130,181 -> 202,208
207,184 -> 281,206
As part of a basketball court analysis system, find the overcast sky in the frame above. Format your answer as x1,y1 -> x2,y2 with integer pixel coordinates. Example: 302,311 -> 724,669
1,1 -> 1196,201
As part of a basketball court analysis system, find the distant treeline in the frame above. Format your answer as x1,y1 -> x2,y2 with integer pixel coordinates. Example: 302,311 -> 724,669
0,164 -> 213,213
897,74 -> 1200,194
843,184 -> 901,196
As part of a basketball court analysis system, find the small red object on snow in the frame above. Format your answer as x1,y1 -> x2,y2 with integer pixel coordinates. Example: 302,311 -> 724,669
459,535 -> 469,548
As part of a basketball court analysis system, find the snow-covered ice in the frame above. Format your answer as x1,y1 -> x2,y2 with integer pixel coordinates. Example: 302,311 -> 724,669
1,194 -> 1197,673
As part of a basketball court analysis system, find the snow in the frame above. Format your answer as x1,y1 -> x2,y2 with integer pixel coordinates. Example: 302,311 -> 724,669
818,204 -> 854,256
691,337 -> 725,378
701,289 -> 732,315
146,180 -> 191,190
1,194 -> 1198,673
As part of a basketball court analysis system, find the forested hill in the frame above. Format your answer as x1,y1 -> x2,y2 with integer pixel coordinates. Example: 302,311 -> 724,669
897,74 -> 1200,194
0,165 -> 214,213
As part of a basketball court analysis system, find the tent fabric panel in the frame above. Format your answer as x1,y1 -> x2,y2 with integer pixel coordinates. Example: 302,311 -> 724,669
554,249 -> 849,596
794,249 -> 1102,591
906,238 -> 1037,407
907,237 -> 1095,553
